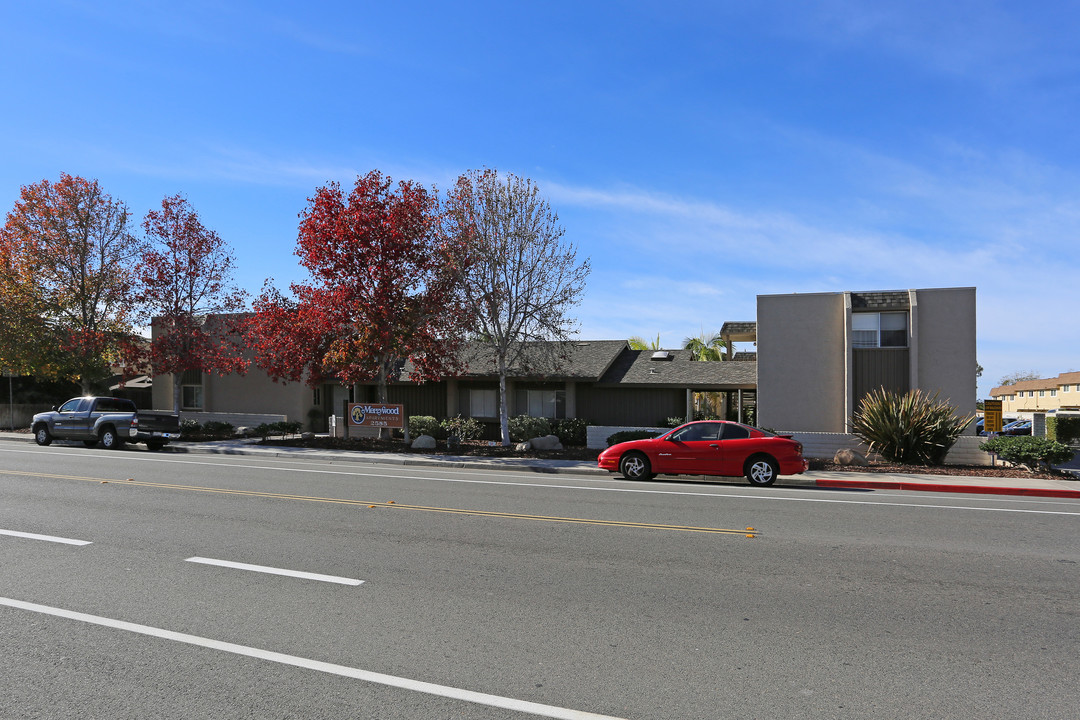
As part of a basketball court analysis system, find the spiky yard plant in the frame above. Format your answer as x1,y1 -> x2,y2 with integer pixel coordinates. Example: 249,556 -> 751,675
851,388 -> 974,466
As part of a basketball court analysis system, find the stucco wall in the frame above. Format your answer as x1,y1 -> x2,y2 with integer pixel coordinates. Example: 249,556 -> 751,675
911,287 -> 977,423
757,292 -> 847,432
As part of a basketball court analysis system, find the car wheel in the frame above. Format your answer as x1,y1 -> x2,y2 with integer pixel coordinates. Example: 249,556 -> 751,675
34,426 -> 53,446
100,427 -> 124,450
83,439 -> 99,448
620,452 -> 654,481
745,455 -> 779,486
146,440 -> 164,451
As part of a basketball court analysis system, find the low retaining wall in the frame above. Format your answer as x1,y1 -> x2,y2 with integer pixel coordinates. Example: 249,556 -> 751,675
179,411 -> 287,430
3,403 -> 54,430
781,432 -> 993,466
588,425 -> 994,466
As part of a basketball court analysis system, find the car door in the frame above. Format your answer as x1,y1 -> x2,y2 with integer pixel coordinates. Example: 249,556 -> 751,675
52,398 -> 91,438
715,422 -> 756,476
664,422 -> 725,474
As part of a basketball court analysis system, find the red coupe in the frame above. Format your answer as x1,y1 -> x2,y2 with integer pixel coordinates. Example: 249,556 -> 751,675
598,420 -> 809,485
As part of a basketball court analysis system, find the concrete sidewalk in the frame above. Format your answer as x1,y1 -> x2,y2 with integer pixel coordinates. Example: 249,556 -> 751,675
2,431 -> 1078,499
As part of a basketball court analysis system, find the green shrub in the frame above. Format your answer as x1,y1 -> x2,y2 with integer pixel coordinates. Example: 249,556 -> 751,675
1047,416 -> 1080,444
606,430 -> 661,446
408,415 -> 443,439
441,415 -> 483,442
664,416 -> 685,428
180,418 -> 201,434
508,415 -> 552,442
979,436 -> 1075,472
200,421 -> 235,439
254,421 -> 302,439
553,417 -> 589,447
851,388 -> 973,465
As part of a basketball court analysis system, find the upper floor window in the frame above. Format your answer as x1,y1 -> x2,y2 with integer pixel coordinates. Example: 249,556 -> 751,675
852,312 -> 907,348
1039,390 -> 1046,397
1066,385 -> 1072,393
1050,389 -> 1057,397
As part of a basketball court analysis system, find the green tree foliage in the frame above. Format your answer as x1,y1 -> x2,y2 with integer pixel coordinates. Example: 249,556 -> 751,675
851,388 -> 974,465
683,331 -> 726,361
628,334 -> 661,351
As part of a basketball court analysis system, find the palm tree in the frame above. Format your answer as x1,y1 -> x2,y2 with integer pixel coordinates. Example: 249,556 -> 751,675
627,333 -> 661,351
682,331 -> 726,361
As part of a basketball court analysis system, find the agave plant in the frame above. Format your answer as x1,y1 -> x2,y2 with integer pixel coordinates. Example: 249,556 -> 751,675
851,388 -> 974,465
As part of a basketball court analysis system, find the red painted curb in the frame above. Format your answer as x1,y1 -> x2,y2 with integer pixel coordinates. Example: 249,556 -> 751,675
814,478 -> 1080,499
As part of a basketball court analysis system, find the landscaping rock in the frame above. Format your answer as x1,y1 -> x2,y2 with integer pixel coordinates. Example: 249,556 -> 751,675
515,441 -> 531,451
529,434 -> 564,451
834,448 -> 868,466
411,434 -> 436,449
301,432 -> 316,440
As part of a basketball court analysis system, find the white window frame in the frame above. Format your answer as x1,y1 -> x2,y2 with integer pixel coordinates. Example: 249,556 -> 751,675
851,311 -> 908,348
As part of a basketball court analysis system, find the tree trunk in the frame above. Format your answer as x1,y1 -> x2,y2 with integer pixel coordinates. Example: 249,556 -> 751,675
498,357 -> 510,446
172,373 -> 182,414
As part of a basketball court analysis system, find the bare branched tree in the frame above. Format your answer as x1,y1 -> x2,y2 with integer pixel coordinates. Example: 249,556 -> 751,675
446,169 -> 591,445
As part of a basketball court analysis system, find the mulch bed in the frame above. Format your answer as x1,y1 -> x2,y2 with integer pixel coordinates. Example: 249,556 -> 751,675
811,460 -> 1072,481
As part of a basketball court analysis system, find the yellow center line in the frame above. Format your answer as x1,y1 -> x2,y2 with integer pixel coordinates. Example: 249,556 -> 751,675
0,468 -> 759,536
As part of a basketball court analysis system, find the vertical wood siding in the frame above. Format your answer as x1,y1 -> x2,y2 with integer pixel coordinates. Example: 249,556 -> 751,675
853,349 -> 910,405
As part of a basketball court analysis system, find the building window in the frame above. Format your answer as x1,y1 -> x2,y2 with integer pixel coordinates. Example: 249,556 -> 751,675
1051,389 -> 1057,397
182,385 -> 203,410
180,369 -> 203,410
313,387 -> 322,405
852,312 -> 907,348
1039,390 -> 1045,397
515,388 -> 566,419
467,388 -> 498,418
1066,385 -> 1072,393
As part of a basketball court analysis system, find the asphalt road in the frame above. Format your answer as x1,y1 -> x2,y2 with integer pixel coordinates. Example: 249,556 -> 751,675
2,443 -> 1079,719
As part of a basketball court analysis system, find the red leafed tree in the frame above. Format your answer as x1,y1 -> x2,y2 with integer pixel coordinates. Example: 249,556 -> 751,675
127,194 -> 248,413
247,171 -> 473,433
0,173 -> 139,392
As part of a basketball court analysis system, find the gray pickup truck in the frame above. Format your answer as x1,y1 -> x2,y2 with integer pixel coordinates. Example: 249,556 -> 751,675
32,397 -> 181,451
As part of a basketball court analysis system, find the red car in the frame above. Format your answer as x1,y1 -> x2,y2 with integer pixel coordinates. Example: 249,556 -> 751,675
598,420 -> 809,486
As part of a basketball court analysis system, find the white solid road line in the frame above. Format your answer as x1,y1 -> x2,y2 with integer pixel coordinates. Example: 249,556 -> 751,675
0,597 -> 626,720
0,528 -> 92,545
185,556 -> 363,586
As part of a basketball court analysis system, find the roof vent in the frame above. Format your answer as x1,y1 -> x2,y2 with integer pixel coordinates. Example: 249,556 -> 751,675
650,351 -> 674,361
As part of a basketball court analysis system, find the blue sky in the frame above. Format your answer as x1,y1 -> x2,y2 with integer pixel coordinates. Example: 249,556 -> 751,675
3,1 -> 1078,399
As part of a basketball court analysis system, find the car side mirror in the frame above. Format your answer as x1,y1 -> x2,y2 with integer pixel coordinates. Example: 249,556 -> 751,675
51,405 -> 57,412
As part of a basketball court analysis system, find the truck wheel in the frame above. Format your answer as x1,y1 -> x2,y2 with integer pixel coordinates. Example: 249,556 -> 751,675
34,425 -> 53,446
100,427 -> 124,450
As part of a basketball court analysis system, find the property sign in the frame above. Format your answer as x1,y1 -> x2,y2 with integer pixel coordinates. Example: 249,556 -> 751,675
983,399 -> 1003,433
346,403 -> 404,429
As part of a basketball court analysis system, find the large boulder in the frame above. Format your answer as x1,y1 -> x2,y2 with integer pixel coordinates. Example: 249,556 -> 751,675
833,448 -> 868,466
529,434 -> 564,451
411,434 -> 437,450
